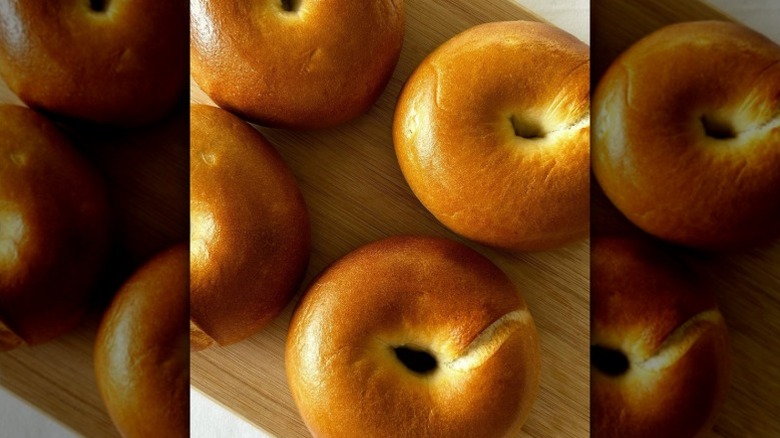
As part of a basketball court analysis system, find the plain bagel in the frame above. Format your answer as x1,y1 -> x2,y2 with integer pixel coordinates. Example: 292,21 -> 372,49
0,105 -> 109,350
0,1 -> 187,126
190,104 -> 310,350
393,21 -> 590,251
286,236 -> 540,438
191,0 -> 404,129
591,236 -> 730,438
95,245 -> 189,438
593,21 -> 780,249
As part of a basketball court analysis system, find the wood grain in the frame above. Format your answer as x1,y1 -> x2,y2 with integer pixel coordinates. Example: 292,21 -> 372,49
190,1 -> 589,437
0,315 -> 118,437
592,1 -> 780,437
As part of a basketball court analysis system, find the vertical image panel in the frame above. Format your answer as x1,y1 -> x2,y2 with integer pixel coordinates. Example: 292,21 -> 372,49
0,1 -> 190,436
591,1 -> 780,437
189,0 -> 591,437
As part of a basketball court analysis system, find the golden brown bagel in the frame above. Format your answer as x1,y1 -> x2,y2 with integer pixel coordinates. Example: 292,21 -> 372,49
0,104 -> 109,350
190,104 -> 310,349
191,0 -> 404,129
95,245 -> 189,438
394,21 -> 590,251
593,21 -> 780,249
0,1 -> 187,126
591,236 -> 730,438
286,236 -> 540,438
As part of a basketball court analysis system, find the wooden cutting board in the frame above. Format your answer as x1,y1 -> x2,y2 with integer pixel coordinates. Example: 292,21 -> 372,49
190,1 -> 590,437
592,1 -> 780,437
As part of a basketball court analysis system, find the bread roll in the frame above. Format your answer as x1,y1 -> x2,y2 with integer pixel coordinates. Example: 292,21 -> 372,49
95,245 -> 189,438
394,21 -> 590,251
287,236 -> 540,438
191,0 -> 404,129
0,1 -> 187,126
591,236 -> 730,438
190,104 -> 310,349
0,105 -> 108,350
593,21 -> 780,249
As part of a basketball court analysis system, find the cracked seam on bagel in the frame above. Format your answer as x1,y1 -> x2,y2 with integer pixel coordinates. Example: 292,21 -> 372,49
744,112 -> 780,135
546,112 -> 590,136
635,310 -> 723,372
444,310 -> 527,372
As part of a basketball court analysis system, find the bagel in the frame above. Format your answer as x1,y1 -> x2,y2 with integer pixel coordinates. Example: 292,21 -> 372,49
95,245 -> 189,438
191,0 -> 404,129
393,21 -> 590,251
286,236 -> 540,438
190,104 -> 310,350
591,236 -> 730,438
0,104 -> 109,350
0,1 -> 187,126
593,21 -> 780,249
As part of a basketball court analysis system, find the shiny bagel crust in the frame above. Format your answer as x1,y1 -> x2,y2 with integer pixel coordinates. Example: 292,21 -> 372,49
591,236 -> 730,438
191,0 -> 404,129
190,104 -> 310,349
0,105 -> 108,350
0,1 -> 188,126
286,236 -> 540,438
593,21 -> 780,249
95,245 -> 189,438
393,21 -> 590,251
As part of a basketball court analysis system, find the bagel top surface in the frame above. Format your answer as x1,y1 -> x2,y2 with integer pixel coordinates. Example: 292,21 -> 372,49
0,1 -> 188,126
393,21 -> 590,251
95,245 -> 189,438
593,21 -> 780,249
286,236 -> 540,438
591,236 -> 730,438
0,104 -> 108,349
190,104 -> 310,349
592,237 -> 720,358
191,0 -> 404,129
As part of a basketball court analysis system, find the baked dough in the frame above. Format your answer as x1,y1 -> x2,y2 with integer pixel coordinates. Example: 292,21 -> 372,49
287,236 -> 540,438
394,21 -> 590,251
593,21 -> 780,249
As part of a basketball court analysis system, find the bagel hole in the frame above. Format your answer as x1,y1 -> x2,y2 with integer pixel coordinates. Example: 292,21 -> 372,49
281,0 -> 300,12
701,114 -> 736,140
89,0 -> 109,12
510,115 -> 544,140
591,345 -> 630,377
394,346 -> 437,375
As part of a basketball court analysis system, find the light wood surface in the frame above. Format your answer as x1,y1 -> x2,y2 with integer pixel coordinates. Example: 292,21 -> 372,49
190,1 -> 590,437
592,1 -> 780,437
0,315 -> 117,437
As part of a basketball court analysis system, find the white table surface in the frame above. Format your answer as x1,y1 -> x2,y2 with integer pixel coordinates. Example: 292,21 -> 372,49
0,1 -> 776,437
